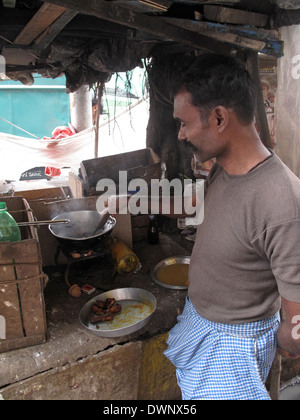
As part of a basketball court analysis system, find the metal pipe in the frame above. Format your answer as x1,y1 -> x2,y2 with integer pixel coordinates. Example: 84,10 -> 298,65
18,219 -> 70,227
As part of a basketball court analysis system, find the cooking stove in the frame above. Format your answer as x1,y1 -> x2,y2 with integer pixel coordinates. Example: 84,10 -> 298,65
54,243 -> 116,289
55,242 -> 107,264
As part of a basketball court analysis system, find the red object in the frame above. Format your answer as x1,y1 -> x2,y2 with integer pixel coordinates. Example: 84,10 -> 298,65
45,167 -> 61,177
43,124 -> 76,141
44,124 -> 76,176
49,125 -> 77,139
81,284 -> 96,295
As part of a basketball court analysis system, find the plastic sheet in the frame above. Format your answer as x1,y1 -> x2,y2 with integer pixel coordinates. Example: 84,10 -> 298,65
276,25 -> 300,177
88,39 -> 144,73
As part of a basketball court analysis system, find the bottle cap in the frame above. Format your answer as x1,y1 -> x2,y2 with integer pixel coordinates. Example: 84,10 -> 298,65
0,202 -> 7,210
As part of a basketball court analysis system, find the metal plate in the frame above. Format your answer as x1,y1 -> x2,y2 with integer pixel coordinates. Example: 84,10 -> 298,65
79,288 -> 157,338
151,256 -> 190,290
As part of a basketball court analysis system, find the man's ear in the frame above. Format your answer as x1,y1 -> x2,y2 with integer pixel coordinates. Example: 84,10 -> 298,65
210,106 -> 229,132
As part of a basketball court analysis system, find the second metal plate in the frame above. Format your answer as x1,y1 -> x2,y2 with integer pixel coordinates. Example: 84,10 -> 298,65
151,256 -> 190,290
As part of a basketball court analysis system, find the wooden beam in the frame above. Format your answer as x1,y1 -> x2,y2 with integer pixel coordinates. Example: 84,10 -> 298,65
34,9 -> 78,48
160,18 -> 283,57
161,17 -> 266,53
204,5 -> 269,27
14,3 -> 68,45
41,0 -> 235,55
178,0 -> 241,3
114,0 -> 173,13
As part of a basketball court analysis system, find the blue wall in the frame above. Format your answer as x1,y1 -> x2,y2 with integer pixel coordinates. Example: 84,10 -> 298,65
0,75 -> 70,138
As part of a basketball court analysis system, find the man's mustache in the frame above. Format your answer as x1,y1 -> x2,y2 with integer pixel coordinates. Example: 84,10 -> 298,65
182,140 -> 198,154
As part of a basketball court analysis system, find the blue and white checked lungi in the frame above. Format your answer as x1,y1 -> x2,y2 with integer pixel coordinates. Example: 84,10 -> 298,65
164,297 -> 280,400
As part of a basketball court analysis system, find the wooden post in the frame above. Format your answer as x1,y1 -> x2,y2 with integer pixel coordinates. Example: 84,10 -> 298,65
94,82 -> 105,159
246,51 -> 272,149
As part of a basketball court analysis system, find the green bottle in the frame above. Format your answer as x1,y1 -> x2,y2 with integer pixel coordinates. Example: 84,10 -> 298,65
0,202 -> 21,243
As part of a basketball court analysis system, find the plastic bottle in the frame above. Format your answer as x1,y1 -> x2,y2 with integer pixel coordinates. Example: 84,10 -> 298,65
0,202 -> 21,243
148,215 -> 159,245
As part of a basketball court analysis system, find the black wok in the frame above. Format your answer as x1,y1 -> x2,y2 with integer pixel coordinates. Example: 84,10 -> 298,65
49,210 -> 116,251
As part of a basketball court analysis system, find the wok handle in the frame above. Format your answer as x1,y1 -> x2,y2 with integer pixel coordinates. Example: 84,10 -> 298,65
18,219 -> 70,227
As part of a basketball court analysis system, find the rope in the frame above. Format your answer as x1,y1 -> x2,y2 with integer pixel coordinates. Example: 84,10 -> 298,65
0,116 -> 40,139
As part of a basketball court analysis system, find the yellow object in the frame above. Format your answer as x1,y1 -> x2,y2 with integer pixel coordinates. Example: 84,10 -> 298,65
107,237 -> 140,275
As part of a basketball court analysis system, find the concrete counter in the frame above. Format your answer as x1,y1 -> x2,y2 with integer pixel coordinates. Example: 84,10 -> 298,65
0,233 -> 192,400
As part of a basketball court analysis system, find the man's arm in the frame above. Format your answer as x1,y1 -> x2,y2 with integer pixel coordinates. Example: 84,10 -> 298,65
277,298 -> 300,359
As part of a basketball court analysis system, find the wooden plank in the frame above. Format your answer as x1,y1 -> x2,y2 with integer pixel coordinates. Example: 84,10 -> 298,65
17,278 -> 45,338
204,5 -> 269,27
160,18 -> 283,57
0,239 -> 46,348
161,17 -> 265,52
34,9 -> 78,48
0,257 -> 24,341
0,198 -> 46,352
13,241 -> 45,338
178,0 -> 241,3
42,0 -> 234,55
115,0 -> 172,13
68,171 -> 85,198
14,3 -> 68,45
0,241 -> 26,341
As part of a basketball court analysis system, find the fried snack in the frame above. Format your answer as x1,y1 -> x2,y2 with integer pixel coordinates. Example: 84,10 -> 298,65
109,303 -> 122,313
90,313 -> 114,323
89,298 -> 122,324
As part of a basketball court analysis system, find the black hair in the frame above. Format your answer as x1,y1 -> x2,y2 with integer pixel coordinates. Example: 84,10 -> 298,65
178,53 -> 256,125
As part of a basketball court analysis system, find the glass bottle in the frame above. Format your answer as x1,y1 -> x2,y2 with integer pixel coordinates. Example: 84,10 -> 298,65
148,215 -> 159,245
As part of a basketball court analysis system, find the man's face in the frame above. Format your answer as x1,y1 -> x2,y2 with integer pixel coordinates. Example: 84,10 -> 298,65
173,90 -> 221,163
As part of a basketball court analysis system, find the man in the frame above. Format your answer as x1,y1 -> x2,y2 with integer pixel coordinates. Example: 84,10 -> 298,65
163,53 -> 300,400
